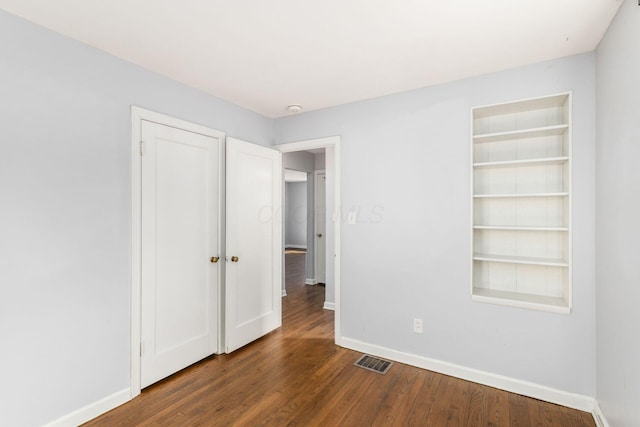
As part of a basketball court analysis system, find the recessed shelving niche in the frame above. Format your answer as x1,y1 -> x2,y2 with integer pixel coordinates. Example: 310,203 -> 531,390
471,93 -> 572,314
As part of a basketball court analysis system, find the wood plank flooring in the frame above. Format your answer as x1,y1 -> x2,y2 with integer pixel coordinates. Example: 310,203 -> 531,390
84,253 -> 595,426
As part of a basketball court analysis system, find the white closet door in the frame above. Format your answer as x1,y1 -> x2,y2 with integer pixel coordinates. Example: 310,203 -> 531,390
141,120 -> 220,388
225,137 -> 282,353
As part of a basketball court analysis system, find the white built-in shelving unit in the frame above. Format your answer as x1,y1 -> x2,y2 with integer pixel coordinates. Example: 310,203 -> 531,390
471,93 -> 572,314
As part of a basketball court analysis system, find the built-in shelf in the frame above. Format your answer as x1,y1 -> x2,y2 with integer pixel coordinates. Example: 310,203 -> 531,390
471,92 -> 572,313
473,253 -> 568,267
471,288 -> 570,315
473,192 -> 568,198
473,157 -> 569,168
473,124 -> 569,143
473,225 -> 569,231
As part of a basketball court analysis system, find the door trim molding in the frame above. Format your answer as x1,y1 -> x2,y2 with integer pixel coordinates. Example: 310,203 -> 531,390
130,106 -> 225,398
276,136 -> 341,345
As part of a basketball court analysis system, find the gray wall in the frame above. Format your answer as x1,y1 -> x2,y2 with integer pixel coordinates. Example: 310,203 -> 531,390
0,10 -> 272,427
315,152 -> 326,170
282,151 -> 314,172
285,182 -> 308,247
595,1 -> 640,425
275,53 -> 597,396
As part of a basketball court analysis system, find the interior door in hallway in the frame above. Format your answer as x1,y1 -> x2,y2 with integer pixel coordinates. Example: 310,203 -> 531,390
140,120 -> 221,388
315,171 -> 326,284
225,137 -> 282,353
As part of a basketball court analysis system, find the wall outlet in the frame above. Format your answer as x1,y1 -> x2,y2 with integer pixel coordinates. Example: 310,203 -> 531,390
413,318 -> 423,334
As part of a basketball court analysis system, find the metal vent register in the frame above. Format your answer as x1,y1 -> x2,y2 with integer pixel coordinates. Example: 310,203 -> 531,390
354,354 -> 393,374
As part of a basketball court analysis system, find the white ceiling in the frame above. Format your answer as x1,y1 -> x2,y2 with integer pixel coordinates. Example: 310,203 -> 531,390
0,0 -> 622,118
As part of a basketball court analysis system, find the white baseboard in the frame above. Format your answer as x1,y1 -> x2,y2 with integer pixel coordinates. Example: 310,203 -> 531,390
323,301 -> 335,311
305,278 -> 318,285
340,337 -> 595,412
285,244 -> 307,249
43,388 -> 131,427
281,289 -> 287,297
592,401 -> 611,427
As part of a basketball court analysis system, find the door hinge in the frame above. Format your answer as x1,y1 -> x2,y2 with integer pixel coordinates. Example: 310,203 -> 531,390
140,141 -> 145,156
140,341 -> 145,356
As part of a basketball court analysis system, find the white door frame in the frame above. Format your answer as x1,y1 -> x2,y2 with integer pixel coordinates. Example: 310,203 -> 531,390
130,106 -> 225,398
276,136 -> 341,345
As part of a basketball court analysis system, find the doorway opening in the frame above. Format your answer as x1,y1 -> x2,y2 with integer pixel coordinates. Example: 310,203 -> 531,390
278,137 -> 341,344
283,167 -> 314,298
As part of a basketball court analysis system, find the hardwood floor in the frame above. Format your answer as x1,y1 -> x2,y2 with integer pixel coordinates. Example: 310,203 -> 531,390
84,253 -> 595,426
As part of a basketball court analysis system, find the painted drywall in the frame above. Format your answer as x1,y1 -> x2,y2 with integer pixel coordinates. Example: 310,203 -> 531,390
275,53 -> 597,396
285,182 -> 308,247
315,152 -> 326,170
0,10 -> 272,427
595,1 -> 640,425
282,151 -> 315,172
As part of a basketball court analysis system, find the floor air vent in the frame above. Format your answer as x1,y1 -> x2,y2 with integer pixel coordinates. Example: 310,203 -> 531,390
354,354 -> 393,374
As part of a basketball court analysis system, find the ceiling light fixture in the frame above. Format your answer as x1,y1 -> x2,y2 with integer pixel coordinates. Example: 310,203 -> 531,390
287,104 -> 303,113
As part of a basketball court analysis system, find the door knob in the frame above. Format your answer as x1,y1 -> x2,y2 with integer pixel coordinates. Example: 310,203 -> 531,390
231,256 -> 239,262
210,256 -> 219,263
317,234 -> 323,238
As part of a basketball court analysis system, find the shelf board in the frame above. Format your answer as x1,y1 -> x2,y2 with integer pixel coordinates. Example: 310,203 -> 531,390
473,157 -> 568,168
473,192 -> 568,199
473,253 -> 568,267
473,124 -> 568,143
473,225 -> 568,231
472,93 -> 570,119
472,287 -> 570,314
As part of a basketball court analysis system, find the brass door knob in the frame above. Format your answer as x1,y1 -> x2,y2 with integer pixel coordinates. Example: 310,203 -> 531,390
210,256 -> 219,263
231,256 -> 239,262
